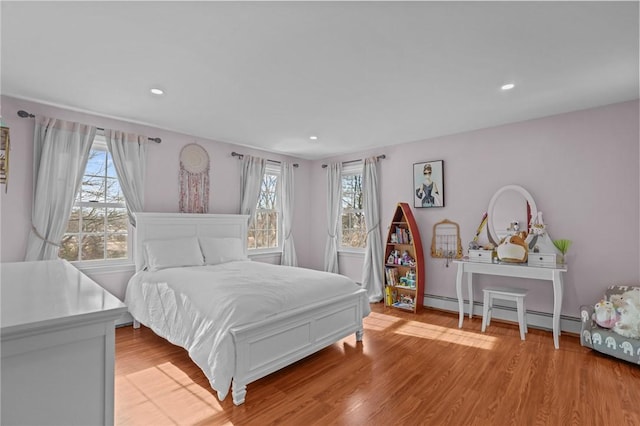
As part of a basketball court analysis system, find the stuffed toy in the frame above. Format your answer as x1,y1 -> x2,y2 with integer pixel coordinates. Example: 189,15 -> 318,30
609,287 -> 640,308
496,234 -> 528,263
609,288 -> 640,339
612,298 -> 640,339
593,300 -> 618,328
526,211 -> 546,250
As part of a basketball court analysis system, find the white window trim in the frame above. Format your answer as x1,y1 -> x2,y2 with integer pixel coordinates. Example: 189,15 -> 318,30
248,163 -> 282,254
71,258 -> 136,275
338,247 -> 366,256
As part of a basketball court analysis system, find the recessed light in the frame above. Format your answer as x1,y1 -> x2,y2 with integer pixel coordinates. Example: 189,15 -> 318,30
150,88 -> 164,95
501,83 -> 515,91
309,136 -> 318,141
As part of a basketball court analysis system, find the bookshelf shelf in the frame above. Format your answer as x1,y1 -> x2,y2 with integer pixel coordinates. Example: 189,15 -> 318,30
384,202 -> 425,313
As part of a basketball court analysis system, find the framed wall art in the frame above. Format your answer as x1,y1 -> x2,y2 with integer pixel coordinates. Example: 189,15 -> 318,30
413,160 -> 444,208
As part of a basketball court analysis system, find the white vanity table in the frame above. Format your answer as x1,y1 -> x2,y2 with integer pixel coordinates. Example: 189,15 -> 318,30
454,259 -> 567,349
458,184 -> 568,349
1,260 -> 127,426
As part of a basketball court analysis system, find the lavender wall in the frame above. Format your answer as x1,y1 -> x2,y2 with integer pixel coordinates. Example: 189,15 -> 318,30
308,100 -> 640,319
1,95 -> 638,322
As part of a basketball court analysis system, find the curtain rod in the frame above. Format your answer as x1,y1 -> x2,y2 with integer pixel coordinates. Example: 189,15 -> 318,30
321,154 -> 386,168
17,110 -> 162,143
231,151 -> 299,168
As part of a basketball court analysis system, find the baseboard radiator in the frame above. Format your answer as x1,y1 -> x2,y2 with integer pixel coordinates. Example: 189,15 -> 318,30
423,294 -> 582,335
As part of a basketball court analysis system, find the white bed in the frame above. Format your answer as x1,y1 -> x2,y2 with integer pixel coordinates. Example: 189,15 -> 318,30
125,212 -> 369,405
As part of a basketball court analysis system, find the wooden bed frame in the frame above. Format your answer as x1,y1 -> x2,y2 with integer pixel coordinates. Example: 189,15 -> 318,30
131,212 -> 367,405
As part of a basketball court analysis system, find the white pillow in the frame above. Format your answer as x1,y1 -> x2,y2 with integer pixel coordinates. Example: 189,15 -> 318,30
144,236 -> 204,271
199,237 -> 248,265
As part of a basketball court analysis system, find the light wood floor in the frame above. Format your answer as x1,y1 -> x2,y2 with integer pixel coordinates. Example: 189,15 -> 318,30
115,304 -> 640,426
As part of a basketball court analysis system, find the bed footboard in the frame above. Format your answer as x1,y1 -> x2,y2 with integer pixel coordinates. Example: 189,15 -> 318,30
229,289 -> 367,405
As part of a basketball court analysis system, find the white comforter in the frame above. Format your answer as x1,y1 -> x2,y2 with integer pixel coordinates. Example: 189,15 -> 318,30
125,260 -> 370,401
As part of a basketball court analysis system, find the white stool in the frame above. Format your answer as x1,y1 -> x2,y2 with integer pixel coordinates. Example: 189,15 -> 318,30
481,287 -> 528,340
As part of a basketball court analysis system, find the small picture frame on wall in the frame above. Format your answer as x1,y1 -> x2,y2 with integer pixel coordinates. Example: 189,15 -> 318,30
413,160 -> 444,208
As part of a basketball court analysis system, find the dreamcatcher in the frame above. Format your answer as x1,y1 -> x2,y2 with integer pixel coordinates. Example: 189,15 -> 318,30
179,143 -> 210,213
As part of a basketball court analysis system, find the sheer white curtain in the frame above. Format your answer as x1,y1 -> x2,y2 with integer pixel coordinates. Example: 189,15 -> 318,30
361,157 -> 384,302
25,117 -> 96,261
240,154 -> 266,227
280,161 -> 298,266
104,130 -> 147,227
323,163 -> 342,273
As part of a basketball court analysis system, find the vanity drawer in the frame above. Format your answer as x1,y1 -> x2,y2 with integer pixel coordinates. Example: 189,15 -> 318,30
528,253 -> 557,267
468,249 -> 493,263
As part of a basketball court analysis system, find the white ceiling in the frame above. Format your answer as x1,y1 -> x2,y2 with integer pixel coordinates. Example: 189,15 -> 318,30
2,1 -> 638,160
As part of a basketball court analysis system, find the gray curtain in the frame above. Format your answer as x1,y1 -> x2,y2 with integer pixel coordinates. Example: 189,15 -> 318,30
361,157 -> 384,302
280,161 -> 298,266
323,162 -> 342,273
25,117 -> 96,261
104,130 -> 147,227
240,154 -> 266,227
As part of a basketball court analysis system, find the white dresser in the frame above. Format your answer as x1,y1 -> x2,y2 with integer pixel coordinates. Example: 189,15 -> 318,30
1,260 -> 127,426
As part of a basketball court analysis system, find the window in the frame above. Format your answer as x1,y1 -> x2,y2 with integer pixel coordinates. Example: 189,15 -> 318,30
340,165 -> 366,250
59,134 -> 129,262
247,164 -> 280,251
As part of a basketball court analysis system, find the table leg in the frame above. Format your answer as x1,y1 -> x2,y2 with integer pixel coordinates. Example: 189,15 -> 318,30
552,270 -> 564,349
456,263 -> 464,328
467,273 -> 473,319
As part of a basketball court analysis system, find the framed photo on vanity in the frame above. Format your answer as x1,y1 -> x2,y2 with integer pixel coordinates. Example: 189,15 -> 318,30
413,160 -> 444,208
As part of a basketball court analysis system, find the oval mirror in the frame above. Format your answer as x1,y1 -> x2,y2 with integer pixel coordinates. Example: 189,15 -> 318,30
487,185 -> 537,245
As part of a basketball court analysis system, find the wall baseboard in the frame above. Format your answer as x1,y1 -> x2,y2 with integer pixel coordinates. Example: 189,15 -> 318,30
116,294 -> 582,335
423,294 -> 582,335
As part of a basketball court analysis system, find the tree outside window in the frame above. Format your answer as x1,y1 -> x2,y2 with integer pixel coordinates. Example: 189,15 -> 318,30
248,166 -> 280,250
59,136 -> 128,261
340,169 -> 366,249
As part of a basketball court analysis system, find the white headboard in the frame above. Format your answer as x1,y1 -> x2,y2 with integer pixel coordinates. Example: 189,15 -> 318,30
133,212 -> 249,272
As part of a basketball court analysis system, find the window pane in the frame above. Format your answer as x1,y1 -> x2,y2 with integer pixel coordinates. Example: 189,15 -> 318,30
264,192 -> 276,210
341,189 -> 354,209
254,211 -> 268,231
81,234 -> 104,261
341,174 -> 362,210
268,211 -> 278,247
341,212 -> 367,249
267,227 -> 278,248
267,211 -> 278,228
341,197 -> 352,210
106,234 -> 127,259
247,229 -> 257,250
254,230 -> 267,248
66,208 -> 80,233
106,154 -> 117,178
263,175 -> 278,209
59,235 -> 79,261
85,150 -> 106,176
341,213 -> 353,245
81,175 -> 105,202
105,177 -> 124,203
82,207 -> 105,233
107,208 -> 128,232
341,212 -> 351,228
